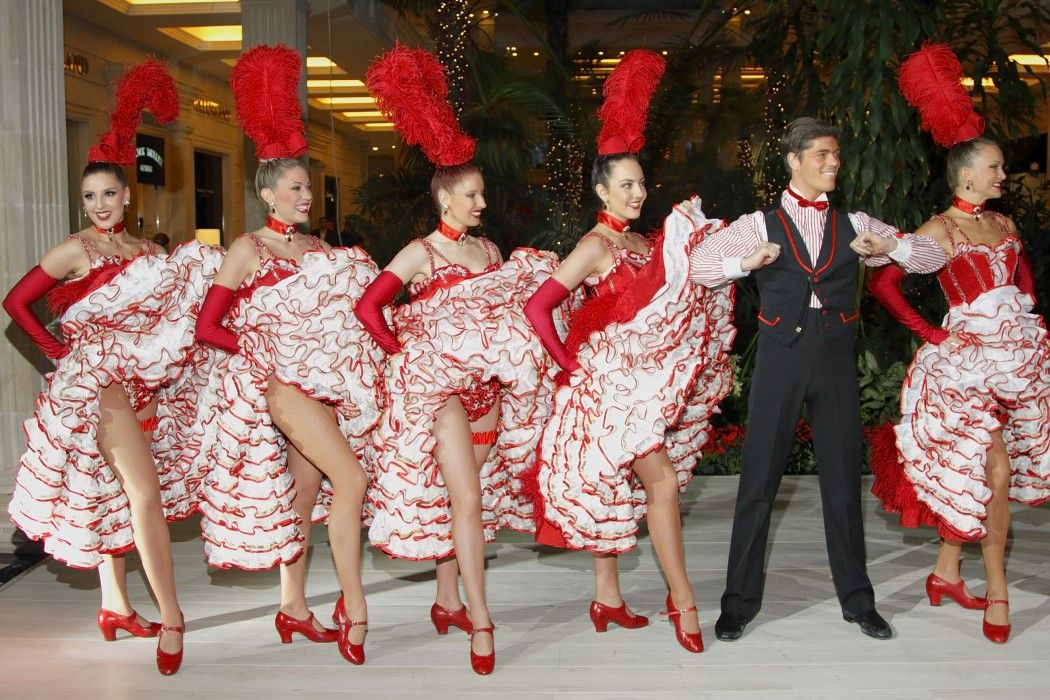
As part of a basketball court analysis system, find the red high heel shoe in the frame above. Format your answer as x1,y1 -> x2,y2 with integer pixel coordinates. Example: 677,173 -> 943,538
588,600 -> 649,632
155,622 -> 184,675
97,608 -> 161,641
469,626 -> 495,675
982,600 -> 1011,644
275,610 -> 338,643
661,593 -> 704,654
332,595 -> 367,665
926,573 -> 988,610
431,603 -> 472,635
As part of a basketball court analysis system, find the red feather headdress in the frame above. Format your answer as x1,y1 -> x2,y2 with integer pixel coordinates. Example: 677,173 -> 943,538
898,42 -> 984,148
596,49 -> 666,155
231,44 -> 308,160
88,60 -> 179,165
365,42 -> 475,168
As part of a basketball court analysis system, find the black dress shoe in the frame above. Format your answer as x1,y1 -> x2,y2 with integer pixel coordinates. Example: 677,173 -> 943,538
843,609 -> 893,640
715,612 -> 751,641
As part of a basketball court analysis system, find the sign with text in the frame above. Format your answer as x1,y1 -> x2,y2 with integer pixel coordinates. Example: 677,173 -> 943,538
136,133 -> 165,186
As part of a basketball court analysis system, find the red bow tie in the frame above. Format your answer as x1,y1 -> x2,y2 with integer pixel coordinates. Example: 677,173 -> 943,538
786,188 -> 828,211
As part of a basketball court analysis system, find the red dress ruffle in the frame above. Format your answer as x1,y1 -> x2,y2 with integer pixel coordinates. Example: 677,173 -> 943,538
8,242 -> 224,568
191,244 -> 387,570
528,197 -> 736,554
363,250 -> 572,560
871,234 -> 1050,541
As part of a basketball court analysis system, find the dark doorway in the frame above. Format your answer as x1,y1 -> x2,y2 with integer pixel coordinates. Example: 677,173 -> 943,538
194,150 -> 223,234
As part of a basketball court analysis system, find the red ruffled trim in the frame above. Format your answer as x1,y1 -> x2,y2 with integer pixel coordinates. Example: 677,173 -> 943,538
565,233 -> 666,357
867,423 -> 970,541
46,261 -> 131,316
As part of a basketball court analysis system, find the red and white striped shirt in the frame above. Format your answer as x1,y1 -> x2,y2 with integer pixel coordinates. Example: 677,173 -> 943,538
688,187 -> 948,307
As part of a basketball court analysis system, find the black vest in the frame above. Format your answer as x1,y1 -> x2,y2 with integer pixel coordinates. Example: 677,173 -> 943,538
753,205 -> 860,346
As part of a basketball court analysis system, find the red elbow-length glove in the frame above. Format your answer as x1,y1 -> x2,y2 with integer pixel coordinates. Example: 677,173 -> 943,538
194,284 -> 240,354
867,264 -> 949,345
354,270 -> 403,354
1015,249 -> 1037,303
524,277 -> 580,373
3,266 -> 70,359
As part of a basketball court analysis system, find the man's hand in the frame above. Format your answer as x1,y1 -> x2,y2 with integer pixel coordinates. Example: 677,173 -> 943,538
850,230 -> 898,257
741,242 -> 781,271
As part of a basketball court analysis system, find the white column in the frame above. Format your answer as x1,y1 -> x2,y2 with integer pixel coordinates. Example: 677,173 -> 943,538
0,0 -> 69,552
240,0 -> 310,231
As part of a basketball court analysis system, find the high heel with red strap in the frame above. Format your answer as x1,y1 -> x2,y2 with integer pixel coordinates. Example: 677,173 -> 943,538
926,573 -> 988,610
588,600 -> 649,632
332,595 -> 367,665
469,626 -> 495,675
97,608 -> 162,641
155,622 -> 184,676
275,610 -> 338,643
661,593 -> 704,654
982,600 -> 1011,644
431,603 -> 472,635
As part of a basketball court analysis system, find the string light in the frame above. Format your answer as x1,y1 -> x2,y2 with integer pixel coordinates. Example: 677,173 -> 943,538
436,0 -> 470,114
760,72 -> 787,204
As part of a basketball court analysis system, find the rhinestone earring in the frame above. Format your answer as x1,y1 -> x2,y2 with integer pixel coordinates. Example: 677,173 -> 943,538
269,202 -> 277,213
965,180 -> 973,191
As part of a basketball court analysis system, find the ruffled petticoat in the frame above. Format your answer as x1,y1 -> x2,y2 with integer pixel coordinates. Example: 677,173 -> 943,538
364,251 -> 569,561
874,285 -> 1050,540
8,242 -> 223,568
531,197 -> 736,554
194,248 -> 386,570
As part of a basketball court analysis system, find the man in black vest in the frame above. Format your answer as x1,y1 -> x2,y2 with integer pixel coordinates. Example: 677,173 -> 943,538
688,117 -> 948,640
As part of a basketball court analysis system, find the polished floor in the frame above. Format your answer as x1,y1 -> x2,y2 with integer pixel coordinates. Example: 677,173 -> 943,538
1,475 -> 1047,699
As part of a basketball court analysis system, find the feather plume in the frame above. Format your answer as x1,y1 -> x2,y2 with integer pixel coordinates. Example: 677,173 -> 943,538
231,44 -> 308,160
898,42 -> 984,148
88,59 -> 180,164
596,49 -> 666,155
365,43 -> 475,167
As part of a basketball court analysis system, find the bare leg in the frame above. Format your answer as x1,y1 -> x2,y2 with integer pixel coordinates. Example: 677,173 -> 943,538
432,396 -> 492,655
278,443 -> 328,632
98,555 -> 134,613
981,430 -> 1011,626
266,379 -> 368,644
593,553 -> 626,607
98,399 -> 161,625
433,401 -> 501,612
632,448 -> 699,635
96,384 -> 182,653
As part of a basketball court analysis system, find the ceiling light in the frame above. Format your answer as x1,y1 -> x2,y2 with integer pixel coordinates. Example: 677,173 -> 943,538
316,96 -> 376,105
307,79 -> 366,89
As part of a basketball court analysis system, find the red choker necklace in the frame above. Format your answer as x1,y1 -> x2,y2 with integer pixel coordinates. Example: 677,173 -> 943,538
437,219 -> 468,245
952,196 -> 986,221
265,215 -> 297,243
93,219 -> 125,236
597,211 -> 630,233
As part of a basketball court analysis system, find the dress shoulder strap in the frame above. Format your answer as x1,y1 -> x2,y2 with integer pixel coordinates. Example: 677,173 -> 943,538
581,231 -> 620,255
932,214 -> 962,254
989,211 -> 1012,241
303,234 -> 325,252
69,232 -> 104,262
417,237 -> 453,273
244,231 -> 273,262
479,237 -> 501,265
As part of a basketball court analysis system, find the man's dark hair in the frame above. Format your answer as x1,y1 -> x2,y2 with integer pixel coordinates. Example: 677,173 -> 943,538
781,117 -> 839,171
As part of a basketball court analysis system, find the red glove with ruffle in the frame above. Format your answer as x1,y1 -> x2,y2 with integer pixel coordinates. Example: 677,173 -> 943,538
2,266 -> 70,359
195,284 -> 240,354
524,277 -> 580,373
867,264 -> 949,345
1016,248 -> 1037,302
354,270 -> 403,354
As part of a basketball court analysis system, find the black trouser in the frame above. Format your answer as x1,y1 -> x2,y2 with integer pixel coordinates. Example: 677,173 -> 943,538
720,309 -> 875,619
